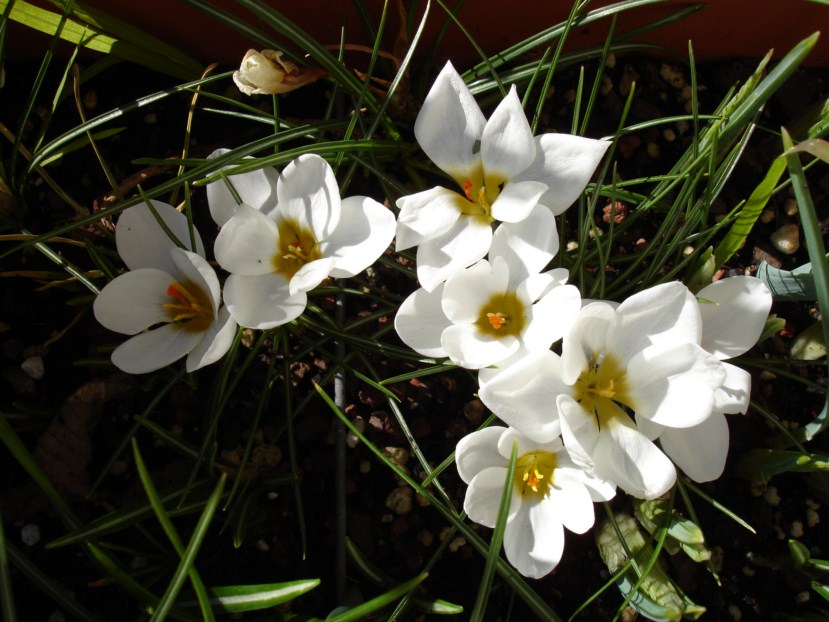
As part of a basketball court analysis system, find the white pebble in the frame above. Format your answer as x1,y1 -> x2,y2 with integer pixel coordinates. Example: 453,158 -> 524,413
763,486 -> 781,506
790,520 -> 804,538
771,224 -> 800,254
21,523 -> 40,546
21,356 -> 44,379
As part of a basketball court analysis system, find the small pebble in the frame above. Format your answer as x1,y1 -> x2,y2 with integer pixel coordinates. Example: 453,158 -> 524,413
763,486 -> 781,506
21,523 -> 40,546
417,530 -> 434,547
359,460 -> 371,474
662,128 -> 676,142
784,198 -> 799,216
605,53 -> 616,69
796,591 -> 810,604
600,75 -> 613,96
771,223 -> 800,254
383,447 -> 410,467
728,604 -> 742,621
256,539 -> 270,552
790,520 -> 804,538
807,508 -> 820,527
760,208 -> 775,224
566,241 -> 579,252
21,355 -> 44,379
385,486 -> 413,515
448,536 -> 466,553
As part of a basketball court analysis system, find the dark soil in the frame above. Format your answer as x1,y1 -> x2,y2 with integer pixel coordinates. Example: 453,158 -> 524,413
1,51 -> 829,622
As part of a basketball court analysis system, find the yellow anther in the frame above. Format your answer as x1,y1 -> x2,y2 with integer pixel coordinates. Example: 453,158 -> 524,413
163,281 -> 212,329
523,467 -> 544,493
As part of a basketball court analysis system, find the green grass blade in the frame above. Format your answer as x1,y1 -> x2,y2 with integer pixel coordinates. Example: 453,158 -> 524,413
178,579 -> 320,613
783,127 -> 829,441
470,440 -> 517,622
0,514 -> 17,622
133,440 -> 215,622
6,541 -> 97,622
712,154 -> 787,270
327,573 -> 428,621
149,473 -> 227,622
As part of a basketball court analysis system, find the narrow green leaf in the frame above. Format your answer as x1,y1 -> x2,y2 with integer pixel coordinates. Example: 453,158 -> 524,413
783,127 -> 829,441
133,440 -> 215,622
0,515 -> 17,622
786,137 -> 829,163
470,441 -> 517,622
149,473 -> 227,622
756,258 -> 827,300
179,579 -> 320,613
326,573 -> 428,622
713,155 -> 787,270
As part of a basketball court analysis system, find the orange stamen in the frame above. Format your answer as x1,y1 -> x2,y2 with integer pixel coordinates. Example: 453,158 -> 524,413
486,312 -> 508,330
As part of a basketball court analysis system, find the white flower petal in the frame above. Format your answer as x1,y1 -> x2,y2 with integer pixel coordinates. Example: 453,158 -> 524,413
594,412 -> 676,499
463,466 -> 516,528
626,342 -> 725,429
414,61 -> 486,181
480,86 -> 536,181
504,500 -> 564,579
560,302 -> 617,385
490,206 -> 558,285
611,282 -> 701,366
394,285 -> 451,358
514,134 -> 610,215
522,284 -> 582,350
497,427 -> 563,459
205,148 -> 279,225
116,201 -> 205,273
395,187 -> 465,251
715,361 -> 752,414
557,394 -> 600,472
547,476 -> 594,534
289,257 -> 336,295
170,249 -> 221,316
455,426 -> 507,484
416,215 -> 492,292
223,273 -> 307,329
276,154 -> 341,239
489,180 -> 548,223
479,350 -> 567,443
94,269 -> 175,334
111,323 -> 203,374
326,196 -> 395,278
659,412 -> 729,482
442,324 -> 519,369
214,204 -> 278,276
698,276 -> 772,359
442,259 -> 506,324
185,306 -> 237,372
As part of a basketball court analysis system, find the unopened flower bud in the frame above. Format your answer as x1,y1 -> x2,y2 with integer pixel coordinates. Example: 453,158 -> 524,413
233,49 -> 325,95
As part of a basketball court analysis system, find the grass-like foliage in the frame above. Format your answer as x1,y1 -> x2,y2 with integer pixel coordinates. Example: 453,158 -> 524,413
0,0 -> 828,620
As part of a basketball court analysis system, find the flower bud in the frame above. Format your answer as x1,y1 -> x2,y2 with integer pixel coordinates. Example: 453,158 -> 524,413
233,49 -> 325,95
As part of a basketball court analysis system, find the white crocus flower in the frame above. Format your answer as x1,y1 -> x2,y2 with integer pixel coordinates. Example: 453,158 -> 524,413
479,282 -> 727,499
213,154 -> 396,330
643,276 -> 772,482
394,206 -> 581,369
233,49 -> 325,96
456,425 -> 615,579
396,61 -> 609,291
93,201 -> 237,374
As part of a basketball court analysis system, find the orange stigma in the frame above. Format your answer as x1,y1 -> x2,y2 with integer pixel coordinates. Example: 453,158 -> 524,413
486,312 -> 508,330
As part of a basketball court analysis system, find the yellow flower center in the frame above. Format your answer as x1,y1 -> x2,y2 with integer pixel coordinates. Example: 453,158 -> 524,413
163,281 -> 213,332
457,164 -> 503,222
272,218 -> 322,278
514,451 -> 557,498
573,353 -> 633,429
476,292 -> 526,337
